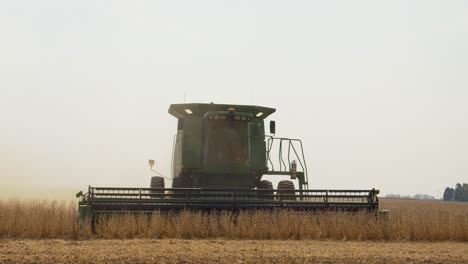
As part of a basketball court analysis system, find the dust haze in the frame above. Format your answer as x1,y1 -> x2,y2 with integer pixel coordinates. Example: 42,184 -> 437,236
1,1 -> 467,199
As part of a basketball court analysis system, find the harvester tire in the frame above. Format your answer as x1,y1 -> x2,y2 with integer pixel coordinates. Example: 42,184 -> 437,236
277,180 -> 295,201
172,176 -> 191,188
149,176 -> 165,197
257,180 -> 274,200
171,176 -> 192,198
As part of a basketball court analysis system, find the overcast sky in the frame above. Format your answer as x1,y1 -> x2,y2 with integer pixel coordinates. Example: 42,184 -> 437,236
1,0 -> 467,199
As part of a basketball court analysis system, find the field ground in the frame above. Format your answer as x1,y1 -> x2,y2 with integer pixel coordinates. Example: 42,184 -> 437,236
1,239 -> 467,264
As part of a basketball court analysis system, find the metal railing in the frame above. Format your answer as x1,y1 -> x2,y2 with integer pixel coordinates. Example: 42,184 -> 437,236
266,137 -> 309,189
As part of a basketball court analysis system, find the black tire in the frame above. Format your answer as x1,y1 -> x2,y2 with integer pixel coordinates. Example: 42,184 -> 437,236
257,180 -> 273,189
277,180 -> 295,200
257,180 -> 274,200
172,176 -> 192,188
171,176 -> 192,198
149,176 -> 165,197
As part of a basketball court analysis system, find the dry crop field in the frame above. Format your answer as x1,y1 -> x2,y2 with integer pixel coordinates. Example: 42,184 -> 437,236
0,198 -> 467,241
0,198 -> 467,263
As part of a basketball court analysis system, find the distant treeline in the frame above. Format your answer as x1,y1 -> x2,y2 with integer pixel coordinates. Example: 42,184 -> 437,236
385,194 -> 436,200
443,183 -> 468,202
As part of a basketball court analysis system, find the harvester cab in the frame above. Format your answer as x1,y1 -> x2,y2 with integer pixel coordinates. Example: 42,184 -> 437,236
77,103 -> 379,227
158,103 -> 308,191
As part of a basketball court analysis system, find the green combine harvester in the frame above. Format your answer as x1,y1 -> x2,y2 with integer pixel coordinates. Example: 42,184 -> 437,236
77,103 -> 379,225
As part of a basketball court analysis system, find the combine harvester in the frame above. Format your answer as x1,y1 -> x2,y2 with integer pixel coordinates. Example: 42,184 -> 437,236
77,103 -> 379,225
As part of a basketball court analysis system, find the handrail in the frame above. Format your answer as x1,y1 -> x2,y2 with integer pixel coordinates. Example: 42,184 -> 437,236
266,136 -> 309,189
89,187 -> 376,193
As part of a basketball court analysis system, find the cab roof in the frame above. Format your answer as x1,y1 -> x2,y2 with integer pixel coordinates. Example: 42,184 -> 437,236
168,103 -> 276,119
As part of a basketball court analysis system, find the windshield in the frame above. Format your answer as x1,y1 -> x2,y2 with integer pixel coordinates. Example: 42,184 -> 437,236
202,118 -> 249,166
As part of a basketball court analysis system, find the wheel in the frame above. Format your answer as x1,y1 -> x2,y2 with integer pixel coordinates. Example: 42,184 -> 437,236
277,180 -> 295,200
257,180 -> 274,200
150,176 -> 165,189
171,176 -> 192,198
149,176 -> 165,197
172,176 -> 192,188
257,180 -> 273,189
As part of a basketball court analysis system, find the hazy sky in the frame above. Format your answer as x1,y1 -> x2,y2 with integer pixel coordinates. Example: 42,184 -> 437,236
1,0 -> 467,199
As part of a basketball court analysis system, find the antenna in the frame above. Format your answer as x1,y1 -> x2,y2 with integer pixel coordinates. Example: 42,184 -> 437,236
184,92 -> 186,104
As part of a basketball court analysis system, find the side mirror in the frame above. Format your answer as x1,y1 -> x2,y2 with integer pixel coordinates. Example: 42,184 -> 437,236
148,159 -> 155,169
269,121 -> 276,135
